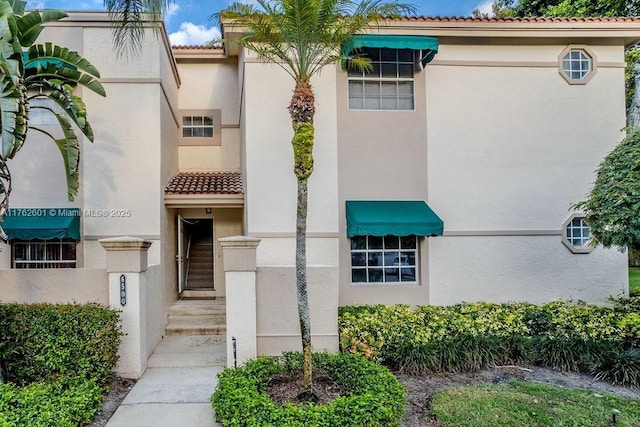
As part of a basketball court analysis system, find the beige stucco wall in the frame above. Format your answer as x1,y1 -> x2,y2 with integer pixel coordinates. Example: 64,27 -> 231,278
335,39 -> 628,307
176,57 -> 241,172
243,61 -> 339,237
427,43 -> 625,231
143,264 -> 165,359
0,268 -> 108,304
257,266 -> 339,355
429,236 -> 628,305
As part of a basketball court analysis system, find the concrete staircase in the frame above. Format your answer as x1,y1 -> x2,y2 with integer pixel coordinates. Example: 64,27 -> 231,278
186,243 -> 214,289
165,298 -> 226,336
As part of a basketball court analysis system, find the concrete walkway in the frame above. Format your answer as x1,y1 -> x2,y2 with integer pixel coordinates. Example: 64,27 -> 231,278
106,335 -> 225,427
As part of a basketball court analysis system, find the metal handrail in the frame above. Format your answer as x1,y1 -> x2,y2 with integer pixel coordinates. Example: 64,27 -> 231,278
185,233 -> 192,288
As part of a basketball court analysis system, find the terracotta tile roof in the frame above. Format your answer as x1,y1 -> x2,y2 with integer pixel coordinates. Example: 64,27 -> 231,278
172,45 -> 223,50
165,172 -> 243,195
400,15 -> 640,23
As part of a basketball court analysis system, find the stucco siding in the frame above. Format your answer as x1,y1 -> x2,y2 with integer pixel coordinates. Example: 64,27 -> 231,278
428,236 -> 628,305
426,59 -> 625,232
256,266 -> 339,355
335,39 -> 627,307
243,61 -> 339,237
0,268 -> 108,305
177,57 -> 242,172
143,264 -> 165,359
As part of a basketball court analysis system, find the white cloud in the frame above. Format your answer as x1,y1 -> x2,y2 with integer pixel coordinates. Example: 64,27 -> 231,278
165,3 -> 180,21
169,22 -> 221,46
473,0 -> 494,15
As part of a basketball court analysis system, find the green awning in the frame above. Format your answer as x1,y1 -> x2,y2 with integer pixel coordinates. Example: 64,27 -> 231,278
342,35 -> 439,66
1,208 -> 80,241
346,201 -> 443,238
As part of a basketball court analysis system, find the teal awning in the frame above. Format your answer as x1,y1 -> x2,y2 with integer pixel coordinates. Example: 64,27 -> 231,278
1,208 -> 80,241
346,201 -> 443,238
342,35 -> 439,66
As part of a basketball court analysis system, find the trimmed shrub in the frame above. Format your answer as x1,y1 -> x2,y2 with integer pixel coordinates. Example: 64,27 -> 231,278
593,347 -> 640,386
211,352 -> 406,427
0,303 -> 122,388
339,300 -> 640,386
0,376 -> 103,427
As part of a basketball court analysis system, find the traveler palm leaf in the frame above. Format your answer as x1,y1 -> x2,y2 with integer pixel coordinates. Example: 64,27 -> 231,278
0,0 -> 104,241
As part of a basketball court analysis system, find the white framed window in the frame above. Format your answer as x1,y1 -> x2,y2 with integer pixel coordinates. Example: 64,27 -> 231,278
559,46 -> 596,84
562,214 -> 593,254
348,48 -> 415,110
12,239 -> 77,268
351,235 -> 417,284
182,115 -> 214,138
179,109 -> 221,146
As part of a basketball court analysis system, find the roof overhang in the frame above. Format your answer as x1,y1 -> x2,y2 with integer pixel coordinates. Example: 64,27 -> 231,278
164,194 -> 244,208
221,17 -> 640,54
164,171 -> 244,208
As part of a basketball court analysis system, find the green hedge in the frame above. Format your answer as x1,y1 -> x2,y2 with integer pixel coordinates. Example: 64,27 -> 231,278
211,352 -> 406,427
339,299 -> 640,386
0,303 -> 122,387
0,376 -> 103,427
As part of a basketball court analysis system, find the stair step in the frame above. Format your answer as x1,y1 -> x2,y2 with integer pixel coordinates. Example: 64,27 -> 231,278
168,313 -> 226,322
165,324 -> 226,336
180,290 -> 220,299
168,305 -> 225,313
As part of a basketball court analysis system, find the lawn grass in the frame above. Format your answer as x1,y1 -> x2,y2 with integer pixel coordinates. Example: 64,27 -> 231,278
431,381 -> 640,427
629,267 -> 640,297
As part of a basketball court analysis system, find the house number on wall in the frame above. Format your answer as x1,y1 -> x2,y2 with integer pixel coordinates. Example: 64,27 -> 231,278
120,275 -> 127,306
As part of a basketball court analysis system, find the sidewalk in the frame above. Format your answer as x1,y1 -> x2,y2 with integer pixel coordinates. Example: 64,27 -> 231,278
106,335 -> 226,427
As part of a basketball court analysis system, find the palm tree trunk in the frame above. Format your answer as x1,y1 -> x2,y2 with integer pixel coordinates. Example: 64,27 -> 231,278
289,81 -> 315,393
296,179 -> 312,391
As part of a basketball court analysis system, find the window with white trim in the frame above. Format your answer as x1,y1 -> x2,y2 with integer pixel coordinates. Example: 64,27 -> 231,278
182,115 -> 214,138
12,239 -> 77,268
351,235 -> 417,283
348,48 -> 415,110
558,46 -> 596,84
561,214 -> 593,254
562,50 -> 591,80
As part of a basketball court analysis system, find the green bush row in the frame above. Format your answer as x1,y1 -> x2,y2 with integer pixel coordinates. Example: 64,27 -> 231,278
0,376 -> 103,427
0,303 -> 122,388
212,352 -> 406,427
339,298 -> 640,385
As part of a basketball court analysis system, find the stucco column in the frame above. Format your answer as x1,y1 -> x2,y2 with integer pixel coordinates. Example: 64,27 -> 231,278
99,236 -> 152,379
219,236 -> 260,368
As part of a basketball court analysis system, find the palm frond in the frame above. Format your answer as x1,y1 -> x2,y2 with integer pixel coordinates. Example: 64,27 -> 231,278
29,83 -> 95,142
31,107 -> 81,201
17,9 -> 67,47
26,43 -> 101,77
0,156 -> 10,219
0,64 -> 26,160
25,64 -> 106,97
105,0 -> 173,56
219,0 -> 416,83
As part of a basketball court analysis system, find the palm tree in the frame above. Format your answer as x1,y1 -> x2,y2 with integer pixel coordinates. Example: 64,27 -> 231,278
0,0 -> 105,239
217,0 -> 415,393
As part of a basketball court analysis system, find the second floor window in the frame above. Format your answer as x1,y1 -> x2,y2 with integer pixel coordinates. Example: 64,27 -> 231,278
182,115 -> 214,138
348,48 -> 415,111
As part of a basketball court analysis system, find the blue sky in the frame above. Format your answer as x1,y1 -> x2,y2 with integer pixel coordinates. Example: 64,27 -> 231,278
30,0 -> 494,45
